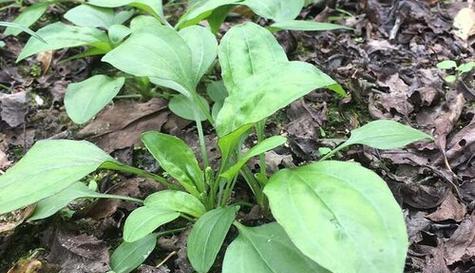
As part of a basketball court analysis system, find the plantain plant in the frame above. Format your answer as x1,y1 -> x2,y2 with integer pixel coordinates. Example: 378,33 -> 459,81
0,19 -> 433,273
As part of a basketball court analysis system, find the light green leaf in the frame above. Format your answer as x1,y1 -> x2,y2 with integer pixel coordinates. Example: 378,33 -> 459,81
340,120 -> 433,150
168,94 -> 209,121
221,135 -> 286,180
217,125 -> 252,165
0,140 -> 114,214
0,41 -> 5,48
129,15 -> 162,33
218,22 -> 288,92
179,25 -> 218,84
215,61 -> 336,136
17,22 -> 111,61
144,190 -> 206,218
88,0 -> 165,23
141,132 -> 204,196
264,161 -> 408,273
4,2 -> 49,36
437,60 -> 457,70
187,206 -> 238,273
176,0 -> 242,29
222,222 -> 329,273
102,25 -> 195,96
0,21 -> 46,43
241,0 -> 304,21
108,24 -> 131,44
65,75 -> 125,124
111,233 -> 158,273
29,182 -> 140,221
64,4 -> 133,29
271,20 -> 351,31
123,206 -> 180,242
457,61 -> 475,73
444,75 -> 456,83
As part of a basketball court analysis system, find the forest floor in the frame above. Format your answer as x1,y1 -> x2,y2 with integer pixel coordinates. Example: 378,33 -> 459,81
0,0 -> 474,273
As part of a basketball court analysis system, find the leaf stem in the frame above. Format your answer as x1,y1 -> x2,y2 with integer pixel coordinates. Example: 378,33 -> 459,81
319,144 -> 347,161
255,120 -> 267,176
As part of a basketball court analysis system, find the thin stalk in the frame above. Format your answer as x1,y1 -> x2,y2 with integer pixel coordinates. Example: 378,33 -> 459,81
319,144 -> 347,161
156,226 -> 189,237
95,194 -> 143,204
240,167 -> 264,207
195,117 -> 209,168
255,120 -> 267,176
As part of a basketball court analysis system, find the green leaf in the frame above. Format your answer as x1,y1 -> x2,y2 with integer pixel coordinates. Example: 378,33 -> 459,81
88,0 -> 165,23
111,233 -> 158,273
129,15 -> 162,33
436,60 -> 457,70
218,22 -> 288,92
0,41 -> 5,48
0,140 -> 114,214
218,125 -> 252,165
108,24 -> 131,45
340,120 -> 433,150
222,222 -> 329,273
271,20 -> 351,31
215,61 -> 336,136
187,206 -> 239,273
179,25 -> 218,84
29,182 -> 140,221
3,3 -> 49,36
141,132 -> 204,196
144,190 -> 206,218
207,5 -> 234,33
206,81 -> 228,120
102,25 -> 195,96
176,0 -> 242,29
444,75 -> 456,83
123,206 -> 180,242
241,0 -> 304,21
17,22 -> 111,62
65,75 -> 125,124
168,94 -> 209,121
64,4 -> 133,29
221,136 -> 286,180
264,161 -> 408,273
0,21 -> 46,43
457,61 -> 475,73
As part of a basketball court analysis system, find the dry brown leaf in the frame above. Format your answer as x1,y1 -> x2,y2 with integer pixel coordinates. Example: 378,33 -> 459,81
453,7 -> 475,40
444,212 -> 475,265
7,259 -> 43,273
426,191 -> 466,222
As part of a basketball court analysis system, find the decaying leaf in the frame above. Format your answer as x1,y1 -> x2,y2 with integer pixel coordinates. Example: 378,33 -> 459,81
426,192 -> 466,222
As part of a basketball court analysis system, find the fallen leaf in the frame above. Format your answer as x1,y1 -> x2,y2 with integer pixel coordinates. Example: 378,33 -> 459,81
453,7 -> 475,40
43,228 -> 110,273
0,206 -> 35,235
422,247 -> 451,273
0,149 -> 11,170
77,98 -> 169,152
426,191 -> 466,222
7,259 -> 43,273
444,212 -> 475,265
0,91 -> 27,127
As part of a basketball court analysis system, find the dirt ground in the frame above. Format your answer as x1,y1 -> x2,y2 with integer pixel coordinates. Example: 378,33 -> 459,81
0,0 -> 474,272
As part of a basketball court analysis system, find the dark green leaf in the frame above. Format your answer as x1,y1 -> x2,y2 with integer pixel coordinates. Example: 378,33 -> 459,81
187,207 -> 239,273
141,132 -> 204,196
111,233 -> 158,273
264,161 -> 408,273
123,206 -> 180,242
65,75 -> 125,124
0,140 -> 114,214
144,190 -> 206,218
222,222 -> 329,273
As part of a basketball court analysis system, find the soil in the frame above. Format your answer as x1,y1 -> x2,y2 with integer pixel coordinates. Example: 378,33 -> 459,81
0,0 -> 474,273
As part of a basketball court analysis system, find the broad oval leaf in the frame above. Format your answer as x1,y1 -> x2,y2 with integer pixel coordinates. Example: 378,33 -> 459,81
111,233 -> 158,273
176,0 -> 242,29
88,0 -> 165,22
29,182 -> 140,221
168,94 -> 209,122
3,2 -> 49,36
0,140 -> 114,214
341,120 -> 433,150
64,4 -> 133,29
65,75 -> 125,124
187,206 -> 239,273
179,25 -> 218,84
123,206 -> 180,242
144,190 -> 206,218
17,22 -> 111,61
218,22 -> 288,92
221,135 -> 286,180
215,61 -> 336,136
141,132 -> 204,196
271,20 -> 351,32
102,25 -> 195,96
222,222 -> 329,273
264,161 -> 408,273
241,0 -> 304,22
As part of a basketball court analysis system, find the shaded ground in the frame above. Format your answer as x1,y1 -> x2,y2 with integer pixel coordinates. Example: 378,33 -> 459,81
1,0 -> 475,272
